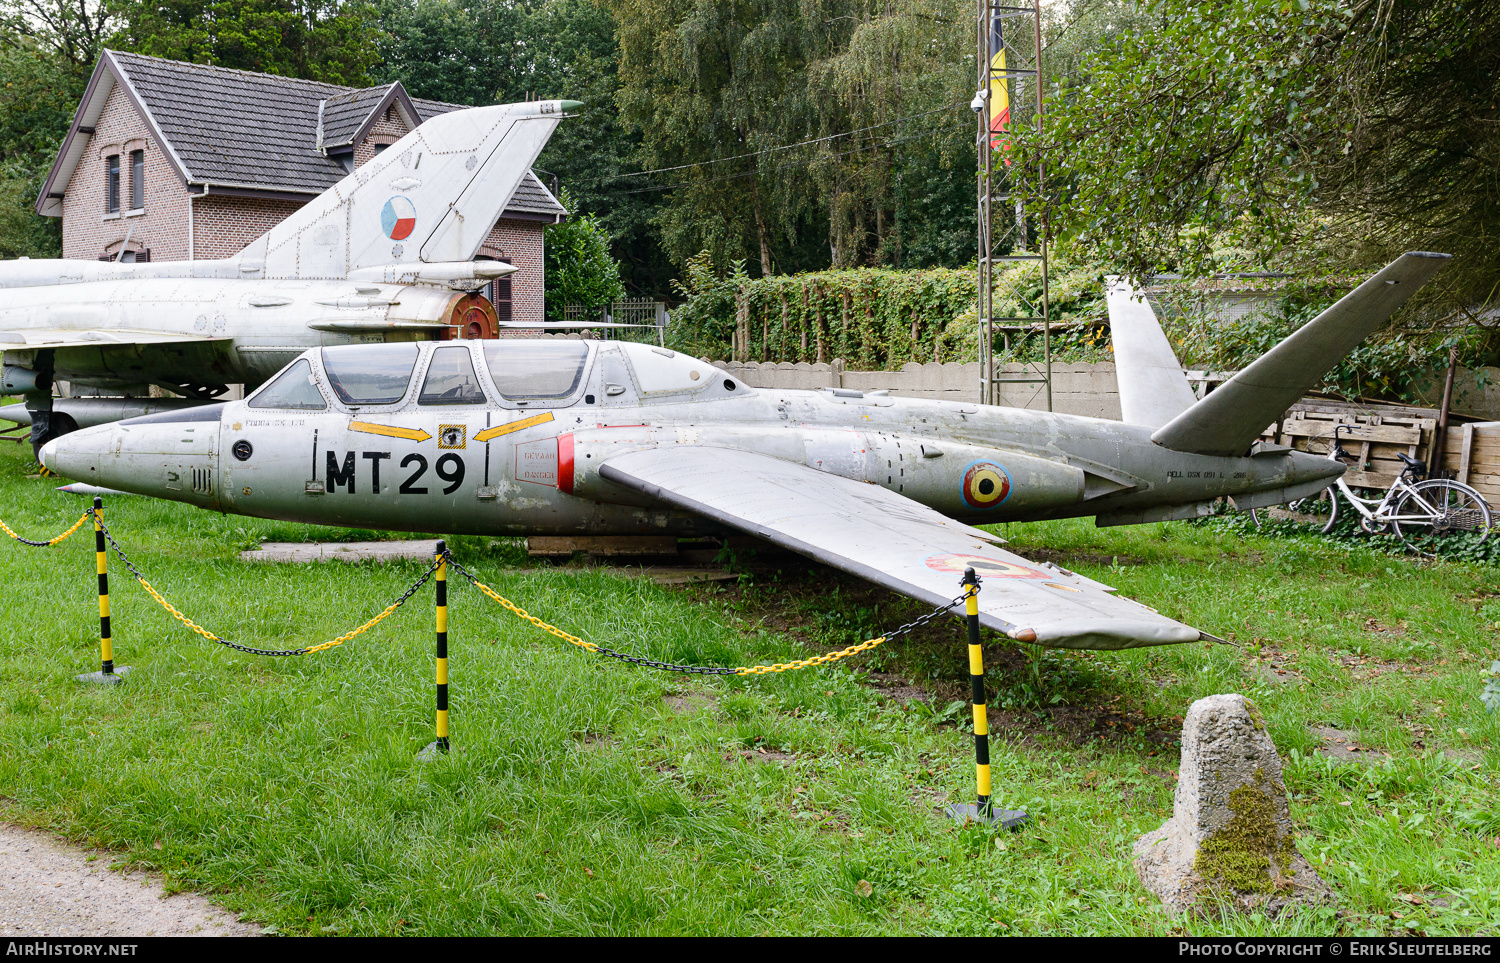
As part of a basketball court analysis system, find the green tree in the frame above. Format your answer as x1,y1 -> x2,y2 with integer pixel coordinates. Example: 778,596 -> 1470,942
0,32 -> 88,257
609,0 -> 979,275
109,0 -> 380,85
804,0 -> 973,268
544,188 -> 626,320
610,0 -> 845,276
1,0 -> 114,67
372,0 -> 532,105
1017,0 -> 1500,309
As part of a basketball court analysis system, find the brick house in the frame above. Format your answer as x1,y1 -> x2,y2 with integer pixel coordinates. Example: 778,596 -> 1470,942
35,50 -> 566,325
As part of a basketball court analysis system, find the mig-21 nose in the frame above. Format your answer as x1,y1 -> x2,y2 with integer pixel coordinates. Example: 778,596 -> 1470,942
41,405 -> 224,508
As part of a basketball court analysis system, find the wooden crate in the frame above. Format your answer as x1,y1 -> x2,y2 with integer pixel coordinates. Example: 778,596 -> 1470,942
1439,421 -> 1500,506
1264,406 -> 1434,489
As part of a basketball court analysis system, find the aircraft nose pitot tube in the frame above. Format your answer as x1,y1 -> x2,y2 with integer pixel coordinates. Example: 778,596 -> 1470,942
41,406 -> 223,510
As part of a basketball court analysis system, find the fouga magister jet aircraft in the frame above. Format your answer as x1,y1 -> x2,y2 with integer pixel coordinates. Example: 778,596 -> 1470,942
0,99 -> 583,454
41,253 -> 1447,649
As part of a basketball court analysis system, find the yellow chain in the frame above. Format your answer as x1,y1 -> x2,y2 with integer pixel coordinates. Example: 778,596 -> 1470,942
466,576 -> 603,653
733,635 -> 889,675
462,571 -> 890,675
0,511 -> 91,546
127,569 -> 404,654
303,600 -> 410,653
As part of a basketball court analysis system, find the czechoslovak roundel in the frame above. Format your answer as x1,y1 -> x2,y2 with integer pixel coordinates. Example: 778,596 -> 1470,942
381,196 -> 417,241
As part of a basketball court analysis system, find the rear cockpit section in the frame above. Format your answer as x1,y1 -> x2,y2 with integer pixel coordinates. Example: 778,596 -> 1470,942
483,341 -> 590,404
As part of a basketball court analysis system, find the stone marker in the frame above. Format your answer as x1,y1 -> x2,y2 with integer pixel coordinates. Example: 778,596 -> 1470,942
1133,693 -> 1333,915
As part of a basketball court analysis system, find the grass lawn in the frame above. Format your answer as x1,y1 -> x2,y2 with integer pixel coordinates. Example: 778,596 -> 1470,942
0,441 -> 1496,936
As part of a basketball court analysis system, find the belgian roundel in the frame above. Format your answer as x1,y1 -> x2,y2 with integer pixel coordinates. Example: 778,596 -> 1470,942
381,196 -> 417,241
961,460 -> 1011,510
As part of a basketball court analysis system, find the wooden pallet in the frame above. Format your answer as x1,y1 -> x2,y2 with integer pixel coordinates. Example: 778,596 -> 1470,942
1265,407 -> 1433,489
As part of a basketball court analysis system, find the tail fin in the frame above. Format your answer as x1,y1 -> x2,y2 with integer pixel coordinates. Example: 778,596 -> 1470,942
1151,252 -> 1451,456
1106,276 -> 1199,428
228,100 -> 578,281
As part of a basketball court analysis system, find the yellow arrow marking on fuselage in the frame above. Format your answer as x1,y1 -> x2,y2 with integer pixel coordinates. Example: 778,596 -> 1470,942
349,421 -> 433,442
474,411 -> 555,442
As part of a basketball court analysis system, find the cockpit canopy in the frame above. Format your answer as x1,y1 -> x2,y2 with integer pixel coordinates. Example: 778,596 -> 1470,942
245,339 -> 746,412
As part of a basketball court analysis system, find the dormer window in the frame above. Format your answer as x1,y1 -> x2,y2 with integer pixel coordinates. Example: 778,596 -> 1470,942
130,149 -> 144,209
105,154 -> 120,213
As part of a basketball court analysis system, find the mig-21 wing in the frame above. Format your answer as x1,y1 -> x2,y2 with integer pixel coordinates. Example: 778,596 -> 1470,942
0,328 -> 221,350
598,446 -> 1205,651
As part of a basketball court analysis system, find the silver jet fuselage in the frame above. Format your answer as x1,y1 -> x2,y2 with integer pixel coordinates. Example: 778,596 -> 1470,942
41,339 -> 1344,535
0,264 -> 496,395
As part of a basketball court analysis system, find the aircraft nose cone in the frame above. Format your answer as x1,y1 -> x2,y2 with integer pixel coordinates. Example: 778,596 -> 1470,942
1286,449 -> 1346,488
39,424 -> 111,483
44,415 -> 221,508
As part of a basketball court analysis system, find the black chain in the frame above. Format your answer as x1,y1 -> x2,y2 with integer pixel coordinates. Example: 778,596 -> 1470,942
97,514 -> 438,657
445,551 -> 964,675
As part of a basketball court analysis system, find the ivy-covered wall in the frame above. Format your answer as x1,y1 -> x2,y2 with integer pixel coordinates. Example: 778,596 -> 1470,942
665,253 -> 1114,368
665,254 -> 1485,406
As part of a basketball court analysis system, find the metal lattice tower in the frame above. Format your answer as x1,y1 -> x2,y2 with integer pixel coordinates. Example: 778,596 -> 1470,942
976,0 -> 1051,410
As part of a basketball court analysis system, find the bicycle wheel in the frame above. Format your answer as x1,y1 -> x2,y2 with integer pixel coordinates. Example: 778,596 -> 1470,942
1390,479 -> 1492,555
1251,487 -> 1339,532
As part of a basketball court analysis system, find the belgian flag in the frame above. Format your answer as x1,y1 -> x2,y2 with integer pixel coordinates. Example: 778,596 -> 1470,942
987,8 -> 1011,164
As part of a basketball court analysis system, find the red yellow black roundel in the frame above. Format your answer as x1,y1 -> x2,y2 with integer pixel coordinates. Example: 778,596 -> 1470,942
961,460 -> 1011,510
924,553 -> 1047,579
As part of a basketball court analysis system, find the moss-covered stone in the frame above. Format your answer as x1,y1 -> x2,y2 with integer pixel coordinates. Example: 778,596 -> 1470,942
1192,770 -> 1295,894
1245,699 -> 1267,733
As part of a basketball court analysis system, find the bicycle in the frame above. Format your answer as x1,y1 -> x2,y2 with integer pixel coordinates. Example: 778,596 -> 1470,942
1253,423 -> 1492,556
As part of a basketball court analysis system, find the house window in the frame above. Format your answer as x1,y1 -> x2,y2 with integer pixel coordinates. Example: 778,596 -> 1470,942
105,155 -> 120,213
98,248 -> 150,263
129,150 -> 144,209
481,258 -> 513,322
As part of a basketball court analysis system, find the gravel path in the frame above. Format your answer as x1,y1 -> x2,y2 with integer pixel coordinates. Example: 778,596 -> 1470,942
0,825 -> 257,937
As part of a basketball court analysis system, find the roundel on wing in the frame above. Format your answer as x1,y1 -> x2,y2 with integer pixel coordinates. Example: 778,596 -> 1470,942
961,460 -> 1011,510
381,196 -> 417,240
923,553 -> 1047,579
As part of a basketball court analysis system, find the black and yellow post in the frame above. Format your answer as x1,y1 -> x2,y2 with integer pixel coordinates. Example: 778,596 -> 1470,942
945,567 -> 1026,828
418,540 -> 449,759
77,496 -> 129,685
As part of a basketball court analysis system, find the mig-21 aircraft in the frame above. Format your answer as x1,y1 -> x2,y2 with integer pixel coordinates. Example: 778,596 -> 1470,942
0,98 -> 583,453
40,252 -> 1448,650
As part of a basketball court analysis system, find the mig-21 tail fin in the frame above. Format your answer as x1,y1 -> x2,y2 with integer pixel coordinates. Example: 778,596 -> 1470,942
1149,252 -> 1450,457
227,100 -> 578,282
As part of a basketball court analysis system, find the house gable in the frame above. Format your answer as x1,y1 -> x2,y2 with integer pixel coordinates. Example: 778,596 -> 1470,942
40,51 -> 565,223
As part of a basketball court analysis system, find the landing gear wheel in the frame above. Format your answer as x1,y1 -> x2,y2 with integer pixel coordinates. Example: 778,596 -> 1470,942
1390,479 -> 1492,556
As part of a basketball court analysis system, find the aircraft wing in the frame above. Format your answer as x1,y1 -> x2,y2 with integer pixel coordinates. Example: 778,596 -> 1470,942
597,446 -> 1204,650
0,329 -> 223,350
